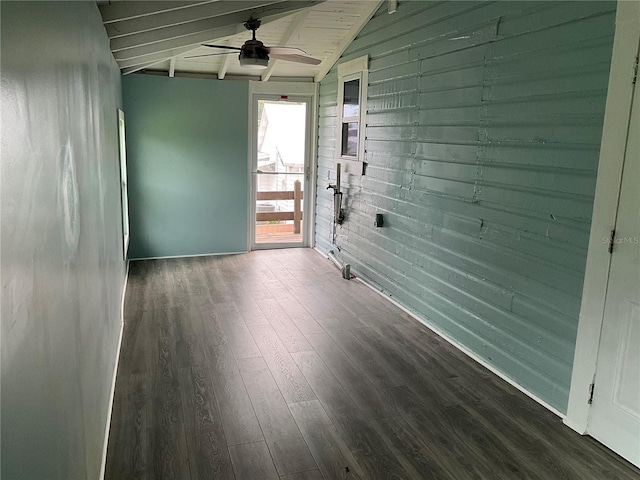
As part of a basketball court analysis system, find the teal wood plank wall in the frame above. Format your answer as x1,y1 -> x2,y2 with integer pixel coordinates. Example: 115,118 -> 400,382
314,0 -> 616,413
123,74 -> 249,259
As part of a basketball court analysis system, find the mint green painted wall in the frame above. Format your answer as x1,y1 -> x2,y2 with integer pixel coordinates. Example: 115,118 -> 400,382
122,74 -> 249,259
314,1 -> 616,413
1,2 -> 126,478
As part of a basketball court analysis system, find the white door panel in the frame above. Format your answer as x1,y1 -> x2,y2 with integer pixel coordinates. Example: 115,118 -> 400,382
589,77 -> 640,467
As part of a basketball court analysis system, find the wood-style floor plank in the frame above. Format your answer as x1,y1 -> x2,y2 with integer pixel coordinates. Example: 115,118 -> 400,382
198,301 -> 227,346
436,403 -> 542,480
185,429 -> 236,480
257,297 -> 314,353
238,356 -> 318,476
175,334 -> 206,368
379,323 -> 464,381
205,342 -> 264,446
359,325 -> 460,408
383,385 -> 518,480
150,338 -> 183,429
372,415 -> 452,480
106,249 -> 640,480
279,469 -> 324,480
213,302 -> 262,359
287,289 -> 344,329
249,324 -> 316,404
325,327 -> 404,389
306,284 -> 371,320
118,309 -> 158,375
304,333 -> 398,418
148,424 -> 191,480
288,400 -> 365,480
105,374 -> 149,480
231,287 -> 271,326
228,441 -> 279,480
357,454 -> 417,480
275,293 -> 326,335
453,383 -> 590,480
177,366 -> 235,480
291,350 -> 393,460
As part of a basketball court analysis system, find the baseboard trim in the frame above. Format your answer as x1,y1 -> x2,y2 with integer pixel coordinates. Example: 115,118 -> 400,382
563,416 -> 588,435
354,275 -> 566,419
129,251 -> 248,261
314,246 -> 329,257
99,261 -> 129,479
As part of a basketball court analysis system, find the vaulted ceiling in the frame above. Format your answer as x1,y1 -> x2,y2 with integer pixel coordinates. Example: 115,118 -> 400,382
99,0 -> 384,81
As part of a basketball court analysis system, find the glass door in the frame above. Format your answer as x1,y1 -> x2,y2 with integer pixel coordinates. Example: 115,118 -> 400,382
251,97 -> 310,249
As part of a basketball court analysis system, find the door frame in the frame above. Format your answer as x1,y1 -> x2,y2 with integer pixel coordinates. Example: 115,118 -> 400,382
247,81 -> 318,251
565,0 -> 640,434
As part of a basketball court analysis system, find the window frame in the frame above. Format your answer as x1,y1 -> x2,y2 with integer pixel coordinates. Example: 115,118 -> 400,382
337,55 -> 368,163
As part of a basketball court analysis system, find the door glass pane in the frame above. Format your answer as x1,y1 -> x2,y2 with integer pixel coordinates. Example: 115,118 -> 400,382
255,100 -> 306,245
343,78 -> 360,117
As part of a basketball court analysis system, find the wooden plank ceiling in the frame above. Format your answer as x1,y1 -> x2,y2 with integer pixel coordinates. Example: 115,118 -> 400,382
98,0 -> 383,81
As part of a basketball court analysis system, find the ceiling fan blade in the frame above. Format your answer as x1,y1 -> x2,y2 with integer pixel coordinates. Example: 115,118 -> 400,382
184,52 -> 237,59
265,46 -> 308,55
269,53 -> 321,65
201,44 -> 242,51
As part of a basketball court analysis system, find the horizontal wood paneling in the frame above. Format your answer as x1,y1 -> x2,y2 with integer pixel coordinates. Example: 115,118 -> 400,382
314,0 -> 616,413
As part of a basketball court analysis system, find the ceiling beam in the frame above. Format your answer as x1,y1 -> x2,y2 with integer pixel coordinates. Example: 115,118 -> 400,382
217,42 -> 233,79
111,1 -> 324,53
115,24 -> 245,67
120,55 -> 173,75
105,1 -> 284,39
100,1 -> 210,24
122,61 -> 172,76
261,10 -> 309,82
314,0 -> 383,83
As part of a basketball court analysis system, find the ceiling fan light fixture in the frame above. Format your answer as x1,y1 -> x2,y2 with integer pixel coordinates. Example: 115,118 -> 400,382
239,55 -> 269,69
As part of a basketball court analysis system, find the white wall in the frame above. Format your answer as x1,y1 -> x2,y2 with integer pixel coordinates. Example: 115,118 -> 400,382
1,3 -> 126,478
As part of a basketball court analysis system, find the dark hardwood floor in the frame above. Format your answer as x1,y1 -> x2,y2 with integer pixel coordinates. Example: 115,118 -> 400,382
105,249 -> 639,480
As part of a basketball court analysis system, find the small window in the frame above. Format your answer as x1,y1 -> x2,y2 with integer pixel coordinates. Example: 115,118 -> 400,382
337,56 -> 368,162
342,79 -> 360,117
341,122 -> 359,156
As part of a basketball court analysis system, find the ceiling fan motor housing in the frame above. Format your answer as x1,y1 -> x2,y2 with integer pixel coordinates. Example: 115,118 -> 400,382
239,39 -> 269,68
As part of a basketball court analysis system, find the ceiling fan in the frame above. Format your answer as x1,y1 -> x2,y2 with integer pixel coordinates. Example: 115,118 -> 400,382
186,18 -> 321,69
